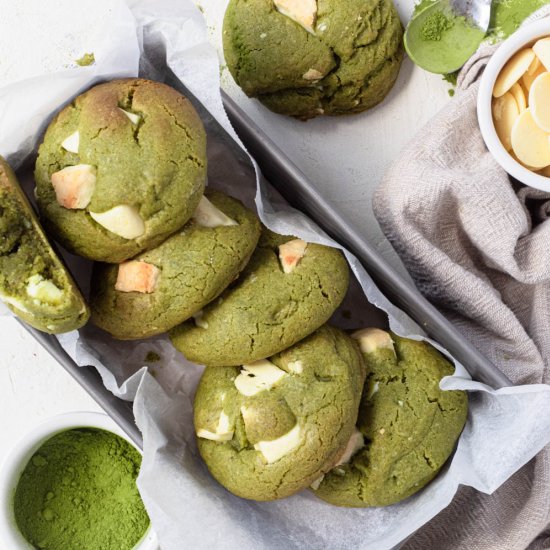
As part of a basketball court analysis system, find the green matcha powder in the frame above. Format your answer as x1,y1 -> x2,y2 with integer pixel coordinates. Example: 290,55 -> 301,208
14,428 -> 149,550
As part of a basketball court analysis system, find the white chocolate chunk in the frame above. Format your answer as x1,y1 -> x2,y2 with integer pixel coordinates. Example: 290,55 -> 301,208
89,205 -> 145,239
351,328 -> 396,355
115,261 -> 160,293
278,239 -> 307,273
529,72 -> 550,133
254,424 -> 301,463
510,83 -> 526,112
511,109 -> 550,169
367,380 -> 380,400
197,411 -> 234,441
26,275 -> 63,305
192,309 -> 209,329
493,48 -> 535,98
273,0 -> 317,34
61,131 -> 80,153
1,294 -> 29,313
303,68 -> 323,81
287,360 -> 303,374
533,37 -> 550,72
119,108 -> 141,125
234,359 -> 286,396
192,196 -> 238,228
310,474 -> 325,490
51,164 -> 96,209
492,92 -> 520,151
333,428 -> 364,467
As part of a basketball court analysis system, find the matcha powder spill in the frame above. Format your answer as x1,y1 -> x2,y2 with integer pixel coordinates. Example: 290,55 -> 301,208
13,428 -> 149,549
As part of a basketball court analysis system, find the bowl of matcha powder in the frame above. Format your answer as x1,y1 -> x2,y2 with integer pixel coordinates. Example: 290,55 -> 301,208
0,412 -> 155,549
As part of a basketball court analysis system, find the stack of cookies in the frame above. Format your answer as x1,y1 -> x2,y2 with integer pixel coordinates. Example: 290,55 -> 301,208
0,77 -> 468,507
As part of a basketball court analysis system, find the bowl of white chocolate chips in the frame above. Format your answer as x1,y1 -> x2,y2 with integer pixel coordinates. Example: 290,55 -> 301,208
478,19 -> 550,191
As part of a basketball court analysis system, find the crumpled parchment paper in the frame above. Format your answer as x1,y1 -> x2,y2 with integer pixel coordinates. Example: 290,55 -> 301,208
3,1 -> 550,549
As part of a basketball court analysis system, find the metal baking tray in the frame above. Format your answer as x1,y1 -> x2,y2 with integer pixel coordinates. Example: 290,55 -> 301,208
18,69 -> 512,452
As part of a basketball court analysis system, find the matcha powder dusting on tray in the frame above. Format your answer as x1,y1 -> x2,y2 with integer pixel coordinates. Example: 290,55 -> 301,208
13,428 -> 149,549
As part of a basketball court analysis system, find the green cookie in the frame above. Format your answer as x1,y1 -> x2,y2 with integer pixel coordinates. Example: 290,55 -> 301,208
35,79 -> 207,263
223,0 -> 404,119
313,329 -> 468,507
169,230 -> 349,366
194,325 -> 366,501
0,157 -> 89,333
90,191 -> 261,340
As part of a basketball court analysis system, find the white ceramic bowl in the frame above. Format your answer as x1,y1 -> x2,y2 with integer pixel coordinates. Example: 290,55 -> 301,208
478,18 -> 550,191
0,412 -> 157,550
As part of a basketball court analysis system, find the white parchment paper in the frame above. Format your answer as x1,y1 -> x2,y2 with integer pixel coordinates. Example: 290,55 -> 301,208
3,1 -> 550,549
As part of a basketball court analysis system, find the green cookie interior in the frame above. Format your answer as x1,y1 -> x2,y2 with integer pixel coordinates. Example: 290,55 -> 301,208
194,325 -> 366,500
313,333 -> 468,507
0,157 -> 89,333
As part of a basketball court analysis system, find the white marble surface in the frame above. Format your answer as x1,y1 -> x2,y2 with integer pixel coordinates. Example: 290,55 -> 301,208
0,0 -> 453,472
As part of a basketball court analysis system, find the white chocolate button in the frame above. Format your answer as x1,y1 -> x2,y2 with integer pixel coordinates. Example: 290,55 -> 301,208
492,92 -> 520,152
254,424 -> 301,463
26,274 -> 63,305
529,72 -> 550,133
511,109 -> 550,169
197,411 -> 234,441
510,83 -> 526,112
278,239 -> 308,273
351,328 -> 396,355
61,131 -> 80,153
51,164 -> 96,209
333,428 -> 364,468
118,108 -> 141,125
273,0 -> 317,33
493,48 -> 535,98
303,68 -> 323,81
89,205 -> 145,239
533,37 -> 550,72
115,261 -> 160,293
192,196 -> 238,228
234,359 -> 286,396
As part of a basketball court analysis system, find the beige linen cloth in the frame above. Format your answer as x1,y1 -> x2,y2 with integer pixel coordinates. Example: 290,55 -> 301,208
373,12 -> 550,550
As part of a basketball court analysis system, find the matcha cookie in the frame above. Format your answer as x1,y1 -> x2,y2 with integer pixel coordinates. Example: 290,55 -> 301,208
90,191 -> 261,340
313,329 -> 468,507
194,325 -> 366,500
223,0 -> 404,119
0,157 -> 89,333
170,230 -> 349,366
35,79 -> 207,262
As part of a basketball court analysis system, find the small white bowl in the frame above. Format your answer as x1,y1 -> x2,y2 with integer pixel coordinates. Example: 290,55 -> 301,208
478,18 -> 550,191
0,412 -> 157,550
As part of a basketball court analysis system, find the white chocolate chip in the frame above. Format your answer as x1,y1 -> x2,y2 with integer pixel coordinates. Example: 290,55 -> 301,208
192,309 -> 209,329
533,37 -> 550,72
310,474 -> 325,490
192,196 -> 238,228
51,164 -> 96,209
234,359 -> 286,396
115,261 -> 160,293
351,328 -> 396,355
529,72 -> 550,133
511,108 -> 550,169
196,411 -> 234,441
119,108 -> 141,125
273,0 -> 317,34
333,428 -> 364,467
61,131 -> 80,153
379,428 -> 385,435
493,48 -> 535,98
89,205 -> 145,239
278,239 -> 307,273
26,275 -> 63,305
254,424 -> 301,463
303,68 -> 323,81
287,360 -> 303,374
492,92 -> 520,151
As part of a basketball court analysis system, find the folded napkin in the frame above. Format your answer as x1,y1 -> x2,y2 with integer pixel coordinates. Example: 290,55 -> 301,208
373,10 -> 550,550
